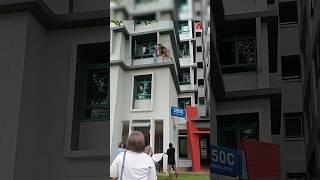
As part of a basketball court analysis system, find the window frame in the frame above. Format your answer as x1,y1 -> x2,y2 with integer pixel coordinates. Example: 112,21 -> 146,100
178,21 -> 189,34
281,55 -> 301,80
178,68 -> 191,85
218,116 -> 259,150
199,97 -> 205,105
133,34 -> 157,59
284,112 -> 304,139
220,33 -> 257,72
279,1 -> 298,24
198,79 -> 204,86
178,97 -> 191,109
179,41 -> 190,58
82,63 -> 109,122
134,75 -> 152,100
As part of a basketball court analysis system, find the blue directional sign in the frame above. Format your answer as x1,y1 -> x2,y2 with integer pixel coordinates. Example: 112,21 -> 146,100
210,145 -> 242,177
171,106 -> 186,118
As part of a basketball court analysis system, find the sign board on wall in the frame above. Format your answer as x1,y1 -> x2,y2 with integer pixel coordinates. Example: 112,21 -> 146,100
171,106 -> 186,118
211,145 -> 242,177
195,22 -> 202,32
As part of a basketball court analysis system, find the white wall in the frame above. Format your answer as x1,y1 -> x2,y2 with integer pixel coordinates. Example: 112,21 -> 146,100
110,67 -> 179,171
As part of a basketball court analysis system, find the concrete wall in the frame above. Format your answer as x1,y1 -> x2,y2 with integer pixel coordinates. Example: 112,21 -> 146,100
73,0 -> 107,12
45,26 -> 108,180
43,0 -> 108,14
43,0 -> 69,14
0,12 -> 108,180
110,67 -> 178,172
0,12 -> 28,180
13,13 -> 49,180
222,0 -> 268,15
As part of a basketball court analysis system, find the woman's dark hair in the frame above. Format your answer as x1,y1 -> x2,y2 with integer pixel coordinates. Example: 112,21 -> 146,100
118,142 -> 122,148
126,131 -> 145,153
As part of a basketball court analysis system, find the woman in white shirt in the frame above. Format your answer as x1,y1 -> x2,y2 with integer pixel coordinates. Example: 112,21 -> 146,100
110,131 -> 157,180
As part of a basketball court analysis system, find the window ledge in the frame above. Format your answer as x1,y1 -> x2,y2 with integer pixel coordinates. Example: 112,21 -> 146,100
284,137 -> 304,142
282,77 -> 302,83
279,22 -> 298,28
130,108 -> 153,112
64,149 -> 108,158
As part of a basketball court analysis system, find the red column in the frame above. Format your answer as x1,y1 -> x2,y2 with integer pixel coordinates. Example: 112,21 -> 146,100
240,140 -> 282,180
187,106 -> 201,172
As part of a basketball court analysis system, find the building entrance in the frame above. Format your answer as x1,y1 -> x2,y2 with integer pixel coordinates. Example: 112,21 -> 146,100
131,121 -> 151,146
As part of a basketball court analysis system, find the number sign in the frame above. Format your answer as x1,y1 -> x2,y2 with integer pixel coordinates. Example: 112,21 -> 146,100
171,107 -> 186,118
211,145 -> 242,177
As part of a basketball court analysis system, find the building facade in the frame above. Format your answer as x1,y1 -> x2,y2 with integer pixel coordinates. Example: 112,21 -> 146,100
0,1 -> 108,180
110,0 -> 212,172
210,0 -> 306,179
298,0 -> 320,179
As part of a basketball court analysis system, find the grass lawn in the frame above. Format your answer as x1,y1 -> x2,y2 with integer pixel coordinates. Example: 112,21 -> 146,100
157,173 -> 209,180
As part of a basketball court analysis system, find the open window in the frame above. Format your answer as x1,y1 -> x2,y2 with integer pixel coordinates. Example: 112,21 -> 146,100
281,55 -> 301,79
178,68 -> 190,84
179,41 -> 190,58
132,34 -> 157,59
178,97 -> 191,109
279,1 -> 298,24
178,21 -> 189,34
132,74 -> 153,110
67,42 -> 109,156
220,32 -> 256,73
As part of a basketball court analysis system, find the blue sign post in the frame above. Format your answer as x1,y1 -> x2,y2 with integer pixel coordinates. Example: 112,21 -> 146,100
210,145 -> 242,177
171,106 -> 186,118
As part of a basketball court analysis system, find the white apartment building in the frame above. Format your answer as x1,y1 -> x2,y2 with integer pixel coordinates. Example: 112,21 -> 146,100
110,20 -> 181,171
110,0 -> 211,172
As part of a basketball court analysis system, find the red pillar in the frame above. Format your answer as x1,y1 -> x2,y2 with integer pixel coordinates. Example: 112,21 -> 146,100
187,106 -> 201,172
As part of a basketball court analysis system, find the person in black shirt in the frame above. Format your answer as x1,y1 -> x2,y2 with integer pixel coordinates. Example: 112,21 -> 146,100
166,143 -> 178,179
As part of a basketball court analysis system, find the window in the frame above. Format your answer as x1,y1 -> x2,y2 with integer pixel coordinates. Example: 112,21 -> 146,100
83,63 -> 109,121
218,113 -> 259,149
197,62 -> 203,68
267,0 -> 274,4
281,55 -> 301,79
179,41 -> 190,58
220,33 -> 256,73
198,79 -> 204,86
75,43 -> 109,122
284,113 -> 304,138
179,0 -> 188,11
178,21 -> 189,34
197,46 -> 202,52
178,68 -> 190,84
134,75 -> 152,99
199,97 -> 205,105
69,42 -> 109,153
279,1 -> 298,24
195,92 -> 198,104
196,32 -> 201,37
134,14 -> 156,25
178,97 -> 191,109
133,34 -> 157,59
194,68 -> 197,84
179,130 -> 188,158
135,0 -> 156,4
